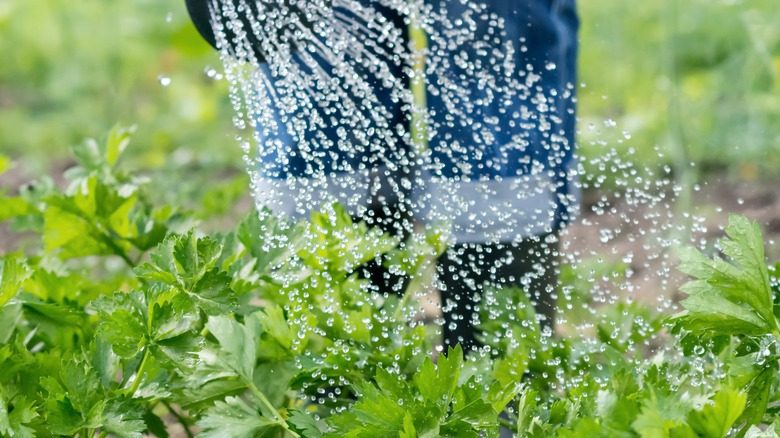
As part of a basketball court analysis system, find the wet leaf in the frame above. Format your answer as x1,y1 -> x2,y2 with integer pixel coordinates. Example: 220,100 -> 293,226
687,390 -> 745,438
198,396 -> 276,438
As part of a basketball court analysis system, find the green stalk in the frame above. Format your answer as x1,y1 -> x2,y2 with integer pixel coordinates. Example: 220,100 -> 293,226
128,345 -> 150,396
498,417 -> 515,430
162,400 -> 195,438
409,18 -> 428,156
664,0 -> 697,248
407,2 -> 428,155
91,219 -> 135,268
246,380 -> 300,437
105,236 -> 135,268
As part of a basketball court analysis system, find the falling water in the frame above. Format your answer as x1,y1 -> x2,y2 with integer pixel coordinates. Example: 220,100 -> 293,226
201,0 -> 716,398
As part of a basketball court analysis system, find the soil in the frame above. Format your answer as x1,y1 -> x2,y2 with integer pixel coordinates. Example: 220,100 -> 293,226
564,178 -> 780,305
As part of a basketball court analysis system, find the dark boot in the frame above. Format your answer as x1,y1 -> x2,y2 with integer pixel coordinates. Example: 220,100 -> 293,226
437,233 -> 560,352
358,200 -> 413,296
356,162 -> 415,296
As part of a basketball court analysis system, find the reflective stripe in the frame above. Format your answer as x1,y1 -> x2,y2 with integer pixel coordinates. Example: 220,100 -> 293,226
254,164 -> 408,219
414,171 -> 559,244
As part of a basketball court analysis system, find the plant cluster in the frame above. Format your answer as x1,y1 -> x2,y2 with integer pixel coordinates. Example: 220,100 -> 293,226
1,130 -> 780,437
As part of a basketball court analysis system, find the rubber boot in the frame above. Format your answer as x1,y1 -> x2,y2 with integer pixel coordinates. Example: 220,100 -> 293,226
437,233 -> 560,353
358,199 -> 413,296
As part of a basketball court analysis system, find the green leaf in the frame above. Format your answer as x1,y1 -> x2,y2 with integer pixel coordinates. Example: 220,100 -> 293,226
256,305 -> 299,360
149,286 -> 199,342
0,155 -> 10,175
0,196 -> 37,222
491,349 -> 529,388
0,258 -> 31,308
559,418 -> 605,437
632,411 -> 681,438
289,410 -> 327,438
136,232 -> 236,316
443,399 -> 496,431
0,391 -> 38,438
672,215 -> 778,337
105,125 -> 133,167
99,400 -> 146,438
384,224 -> 449,279
71,138 -> 104,173
43,176 -> 137,259
674,285 -> 769,335
401,412 -> 417,438
0,304 -> 22,344
198,396 -> 276,438
720,215 -> 772,308
253,362 -> 296,408
188,269 -> 236,316
152,332 -> 202,370
414,345 -> 462,409
374,367 -> 412,403
738,366 -> 776,431
302,203 -> 399,277
142,409 -> 169,438
594,373 -> 642,433
631,388 -> 690,438
43,202 -> 108,257
41,356 -> 144,437
91,337 -> 119,389
176,232 -> 222,282
444,379 -> 497,432
93,290 -> 148,359
136,231 -> 221,284
204,315 -> 258,382
745,420 -> 780,438
486,380 -> 522,414
238,209 -> 307,274
329,380 -> 407,436
687,390 -> 745,438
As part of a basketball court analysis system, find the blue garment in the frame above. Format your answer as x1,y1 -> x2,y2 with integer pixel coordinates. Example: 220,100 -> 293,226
425,0 -> 580,228
254,2 -> 410,180
255,0 -> 580,237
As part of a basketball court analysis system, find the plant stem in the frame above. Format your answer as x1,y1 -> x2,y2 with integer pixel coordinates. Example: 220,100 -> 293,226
664,0 -> 697,248
394,281 -> 415,323
498,417 -> 515,430
128,346 -> 150,396
162,400 -> 194,438
96,431 -> 107,438
98,228 -> 135,268
246,380 -> 300,437
393,257 -> 433,323
408,12 -> 428,156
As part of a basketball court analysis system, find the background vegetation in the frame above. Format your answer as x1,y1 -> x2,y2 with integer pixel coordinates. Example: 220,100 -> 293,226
1,0 -> 778,186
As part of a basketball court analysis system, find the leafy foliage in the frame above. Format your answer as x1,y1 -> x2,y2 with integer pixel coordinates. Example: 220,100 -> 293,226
1,129 -> 780,437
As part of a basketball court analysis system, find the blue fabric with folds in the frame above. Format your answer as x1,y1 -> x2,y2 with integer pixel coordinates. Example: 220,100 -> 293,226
256,0 -> 579,226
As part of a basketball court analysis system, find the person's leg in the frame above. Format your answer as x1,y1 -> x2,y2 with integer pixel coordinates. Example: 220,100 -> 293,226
438,233 -> 560,352
358,165 -> 415,296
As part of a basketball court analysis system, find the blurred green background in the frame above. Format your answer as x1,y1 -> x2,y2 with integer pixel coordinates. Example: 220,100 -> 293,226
0,0 -> 238,175
1,0 -> 778,184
